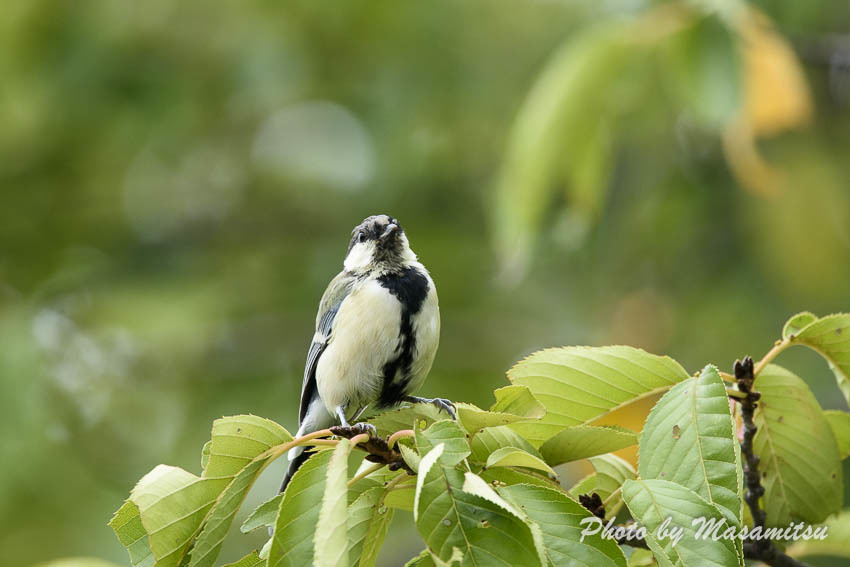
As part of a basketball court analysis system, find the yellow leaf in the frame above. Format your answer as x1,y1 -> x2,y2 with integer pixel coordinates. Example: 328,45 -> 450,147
723,7 -> 812,196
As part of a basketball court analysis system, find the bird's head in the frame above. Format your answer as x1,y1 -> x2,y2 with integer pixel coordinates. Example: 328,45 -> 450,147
344,214 -> 416,273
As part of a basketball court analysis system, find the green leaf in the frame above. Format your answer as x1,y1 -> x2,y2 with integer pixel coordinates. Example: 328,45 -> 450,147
498,483 -> 627,567
825,410 -> 850,459
108,500 -> 154,567
490,385 -> 546,418
753,364 -> 843,526
626,549 -> 656,567
200,441 -> 211,470
190,458 -> 271,567
485,447 -> 555,475
405,549 -> 463,567
221,551 -> 264,567
622,479 -> 742,567
415,420 -> 470,467
784,313 -> 850,405
470,425 -> 541,464
638,365 -> 742,527
539,425 -> 637,466
453,386 -> 546,437
415,443 -> 446,522
492,19 -> 647,278
399,442 -> 421,473
112,415 -> 292,567
462,473 -> 548,567
34,560 -> 122,567
314,439 -> 353,567
268,450 -> 333,567
414,444 -> 542,566
384,476 -> 416,511
568,454 -> 636,519
130,466 -> 228,567
782,311 -> 818,339
456,402 -> 538,435
479,466 -> 560,490
786,510 -> 850,559
348,486 -> 394,567
240,494 -> 282,533
508,346 -> 688,446
259,538 -> 272,560
405,550 -> 436,567
665,14 -> 740,128
368,404 -> 444,437
203,415 -> 291,478
190,417 -> 291,567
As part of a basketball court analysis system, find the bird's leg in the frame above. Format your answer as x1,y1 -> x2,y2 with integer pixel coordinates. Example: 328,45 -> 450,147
335,405 -> 351,428
403,396 -> 457,420
332,404 -> 377,438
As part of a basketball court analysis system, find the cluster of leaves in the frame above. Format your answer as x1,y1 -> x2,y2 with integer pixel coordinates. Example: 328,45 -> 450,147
493,0 -> 812,279
111,312 -> 850,566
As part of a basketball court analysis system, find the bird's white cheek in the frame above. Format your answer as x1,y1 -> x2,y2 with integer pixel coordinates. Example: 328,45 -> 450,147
344,242 -> 374,271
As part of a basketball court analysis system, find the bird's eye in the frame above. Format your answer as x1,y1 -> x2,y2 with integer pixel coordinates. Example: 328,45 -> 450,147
357,231 -> 366,243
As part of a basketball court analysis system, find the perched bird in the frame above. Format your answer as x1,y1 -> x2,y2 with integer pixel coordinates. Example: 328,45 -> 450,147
281,214 -> 452,491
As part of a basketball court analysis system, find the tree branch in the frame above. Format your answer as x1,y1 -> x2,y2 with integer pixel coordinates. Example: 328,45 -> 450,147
604,358 -> 809,567
331,423 -> 415,475
733,356 -> 807,567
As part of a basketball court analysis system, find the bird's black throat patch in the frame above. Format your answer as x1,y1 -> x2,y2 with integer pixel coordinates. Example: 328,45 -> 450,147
377,266 -> 429,407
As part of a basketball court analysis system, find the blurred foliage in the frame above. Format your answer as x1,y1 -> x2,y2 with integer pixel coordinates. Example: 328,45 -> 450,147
1,0 -> 849,566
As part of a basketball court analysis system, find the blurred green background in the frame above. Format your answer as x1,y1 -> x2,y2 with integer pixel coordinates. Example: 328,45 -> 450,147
2,1 -> 849,566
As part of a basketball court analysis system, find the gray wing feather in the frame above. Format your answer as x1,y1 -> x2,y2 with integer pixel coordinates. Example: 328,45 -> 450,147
298,271 -> 356,424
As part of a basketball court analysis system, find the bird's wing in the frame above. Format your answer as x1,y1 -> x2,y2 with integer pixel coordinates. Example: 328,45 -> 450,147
299,271 -> 356,424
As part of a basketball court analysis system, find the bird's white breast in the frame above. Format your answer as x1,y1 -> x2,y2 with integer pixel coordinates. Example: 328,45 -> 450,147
315,278 -> 401,412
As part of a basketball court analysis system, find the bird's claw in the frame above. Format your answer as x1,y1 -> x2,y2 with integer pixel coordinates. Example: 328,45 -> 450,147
351,422 -> 377,437
431,397 -> 458,420
331,421 -> 377,439
403,395 -> 458,420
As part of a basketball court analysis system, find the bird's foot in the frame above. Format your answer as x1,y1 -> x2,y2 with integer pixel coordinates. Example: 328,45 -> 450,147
331,421 -> 377,439
404,396 -> 457,420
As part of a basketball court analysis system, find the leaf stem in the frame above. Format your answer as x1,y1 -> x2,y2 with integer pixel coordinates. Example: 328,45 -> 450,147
601,486 -> 621,509
726,388 -> 748,400
266,428 -> 335,460
388,429 -> 415,447
754,340 -> 791,377
384,472 -> 410,492
349,433 -> 371,447
348,462 -> 386,487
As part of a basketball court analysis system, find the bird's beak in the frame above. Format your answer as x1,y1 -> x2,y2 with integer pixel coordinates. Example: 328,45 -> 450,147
379,223 -> 398,242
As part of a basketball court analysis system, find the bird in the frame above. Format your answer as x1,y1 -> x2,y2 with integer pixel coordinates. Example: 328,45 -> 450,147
281,214 -> 453,491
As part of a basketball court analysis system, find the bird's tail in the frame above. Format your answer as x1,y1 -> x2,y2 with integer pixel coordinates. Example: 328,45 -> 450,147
279,446 -> 313,493
279,401 -> 334,493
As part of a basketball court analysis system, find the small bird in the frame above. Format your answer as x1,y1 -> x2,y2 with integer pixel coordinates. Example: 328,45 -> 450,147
281,214 -> 453,491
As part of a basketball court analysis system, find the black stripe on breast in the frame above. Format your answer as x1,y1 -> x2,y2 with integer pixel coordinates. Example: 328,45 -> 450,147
377,266 -> 429,407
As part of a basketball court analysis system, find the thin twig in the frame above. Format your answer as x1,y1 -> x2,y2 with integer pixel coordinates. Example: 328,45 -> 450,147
726,387 -> 748,400
266,428 -> 335,459
753,340 -> 790,377
601,486 -> 622,510
348,462 -> 386,487
719,371 -> 737,383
